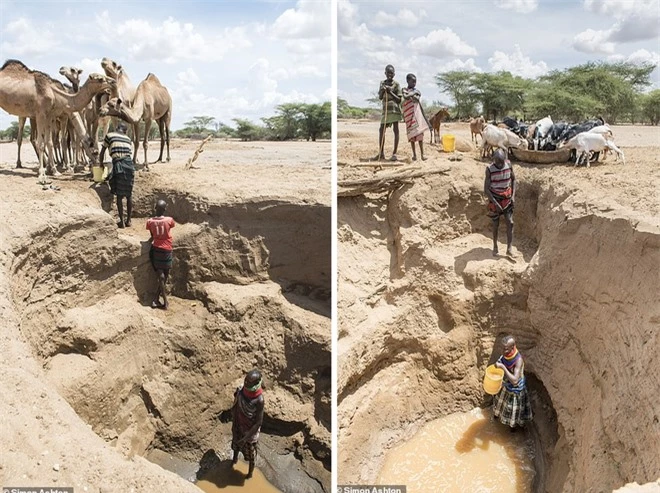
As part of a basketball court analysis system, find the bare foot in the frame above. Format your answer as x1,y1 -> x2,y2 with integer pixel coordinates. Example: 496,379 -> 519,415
412,156 -> 417,161
117,221 -> 125,229
421,156 -> 428,161
125,220 -> 132,227
493,248 -> 499,257
506,249 -> 514,257
245,472 -> 253,479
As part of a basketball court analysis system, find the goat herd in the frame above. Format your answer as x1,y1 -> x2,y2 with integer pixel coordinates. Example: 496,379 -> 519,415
469,115 -> 625,167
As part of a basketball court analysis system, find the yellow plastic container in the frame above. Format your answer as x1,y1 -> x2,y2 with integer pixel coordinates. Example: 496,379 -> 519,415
442,134 -> 456,152
92,166 -> 105,183
483,365 -> 504,395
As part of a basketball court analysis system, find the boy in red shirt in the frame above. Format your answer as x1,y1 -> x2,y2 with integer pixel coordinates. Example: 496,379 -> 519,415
146,199 -> 175,309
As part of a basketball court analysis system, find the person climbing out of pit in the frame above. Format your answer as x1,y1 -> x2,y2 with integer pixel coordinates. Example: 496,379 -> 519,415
484,148 -> 516,256
146,199 -> 175,310
402,73 -> 430,161
100,121 -> 135,228
374,64 -> 403,161
493,335 -> 533,431
231,369 -> 265,479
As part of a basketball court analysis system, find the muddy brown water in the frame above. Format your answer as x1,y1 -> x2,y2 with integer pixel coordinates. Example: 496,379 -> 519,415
377,408 -> 535,492
196,460 -> 281,492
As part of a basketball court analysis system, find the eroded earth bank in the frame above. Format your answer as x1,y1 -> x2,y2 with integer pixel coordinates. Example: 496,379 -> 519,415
0,140 -> 331,493
337,121 -> 659,492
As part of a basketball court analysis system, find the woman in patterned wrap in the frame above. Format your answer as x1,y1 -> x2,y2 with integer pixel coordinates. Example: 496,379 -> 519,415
231,369 -> 265,479
493,335 -> 533,430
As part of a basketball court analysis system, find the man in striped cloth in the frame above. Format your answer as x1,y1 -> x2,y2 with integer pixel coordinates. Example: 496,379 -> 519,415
493,335 -> 533,430
484,149 -> 516,256
402,73 -> 430,161
231,370 -> 265,479
146,199 -> 175,310
100,121 -> 135,228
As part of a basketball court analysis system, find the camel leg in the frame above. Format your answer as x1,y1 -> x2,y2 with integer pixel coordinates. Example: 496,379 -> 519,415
143,119 -> 152,169
16,117 -> 26,168
156,119 -> 165,162
35,117 -> 48,185
132,122 -> 140,165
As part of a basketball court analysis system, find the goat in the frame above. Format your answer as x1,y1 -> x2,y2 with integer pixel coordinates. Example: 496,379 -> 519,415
470,116 -> 485,144
563,132 -> 624,167
481,124 -> 527,159
429,108 -> 451,144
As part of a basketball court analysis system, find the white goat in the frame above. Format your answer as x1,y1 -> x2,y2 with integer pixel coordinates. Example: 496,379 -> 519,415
564,133 -> 624,167
481,124 -> 527,158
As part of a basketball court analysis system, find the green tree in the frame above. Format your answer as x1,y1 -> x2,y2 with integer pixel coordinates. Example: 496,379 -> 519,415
184,116 -> 216,133
641,89 -> 660,125
300,102 -> 331,141
435,70 -> 479,119
233,118 -> 266,141
472,72 -> 531,121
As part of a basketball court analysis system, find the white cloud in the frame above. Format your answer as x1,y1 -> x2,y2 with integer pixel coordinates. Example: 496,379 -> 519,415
372,8 -> 425,28
488,45 -> 549,77
437,58 -> 484,73
1,17 -> 58,57
408,28 -> 478,58
608,13 -> 660,42
494,0 -> 539,13
272,65 -> 327,80
95,12 -> 252,63
608,48 -> 660,65
176,68 -> 200,87
584,0 -> 653,17
338,0 -> 359,36
573,28 -> 616,54
71,58 -> 104,77
582,0 -> 660,43
271,0 -> 330,39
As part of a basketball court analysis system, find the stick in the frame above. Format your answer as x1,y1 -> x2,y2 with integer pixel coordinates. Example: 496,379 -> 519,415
337,167 -> 449,197
184,135 -> 213,170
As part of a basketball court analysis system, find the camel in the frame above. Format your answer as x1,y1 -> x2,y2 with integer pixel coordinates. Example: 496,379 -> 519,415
0,60 -> 115,183
60,66 -> 93,168
99,73 -> 172,170
100,57 -> 138,158
429,108 -> 450,144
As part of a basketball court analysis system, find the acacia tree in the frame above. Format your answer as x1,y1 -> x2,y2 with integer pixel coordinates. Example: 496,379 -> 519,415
641,89 -> 660,125
435,70 -> 479,119
300,102 -> 331,141
472,72 -> 531,121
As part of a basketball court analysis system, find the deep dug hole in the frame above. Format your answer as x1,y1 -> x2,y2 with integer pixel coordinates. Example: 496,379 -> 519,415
9,186 -> 331,493
337,170 -> 659,491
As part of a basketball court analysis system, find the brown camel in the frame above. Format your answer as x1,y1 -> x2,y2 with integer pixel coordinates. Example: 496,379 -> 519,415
100,57 -> 138,159
0,59 -> 114,183
429,108 -> 450,144
99,73 -> 172,170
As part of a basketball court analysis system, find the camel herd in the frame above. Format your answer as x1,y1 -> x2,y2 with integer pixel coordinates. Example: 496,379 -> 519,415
0,58 -> 172,183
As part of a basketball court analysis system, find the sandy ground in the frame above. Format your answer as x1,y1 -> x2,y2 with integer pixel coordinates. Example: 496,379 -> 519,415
0,137 -> 331,492
337,119 -> 660,491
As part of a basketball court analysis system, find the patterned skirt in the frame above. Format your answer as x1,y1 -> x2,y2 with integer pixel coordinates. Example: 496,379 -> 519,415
493,385 -> 533,427
232,423 -> 258,462
150,246 -> 173,271
109,158 -> 135,197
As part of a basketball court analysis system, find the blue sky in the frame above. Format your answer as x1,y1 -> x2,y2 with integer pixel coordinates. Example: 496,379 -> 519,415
0,0 -> 331,130
339,0 -> 660,107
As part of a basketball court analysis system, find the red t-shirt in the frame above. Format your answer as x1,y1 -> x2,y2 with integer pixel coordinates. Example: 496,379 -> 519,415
146,216 -> 175,250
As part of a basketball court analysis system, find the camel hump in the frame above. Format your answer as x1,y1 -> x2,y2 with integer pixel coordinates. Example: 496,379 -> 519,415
145,73 -> 161,84
1,59 -> 30,72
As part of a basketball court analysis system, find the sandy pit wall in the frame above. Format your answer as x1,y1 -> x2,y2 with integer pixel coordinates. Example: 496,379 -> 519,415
0,161 -> 331,493
337,161 -> 659,491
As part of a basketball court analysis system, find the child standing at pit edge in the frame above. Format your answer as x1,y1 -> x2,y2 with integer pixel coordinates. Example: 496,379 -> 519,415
402,73 -> 430,161
375,64 -> 403,161
146,199 -> 175,310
